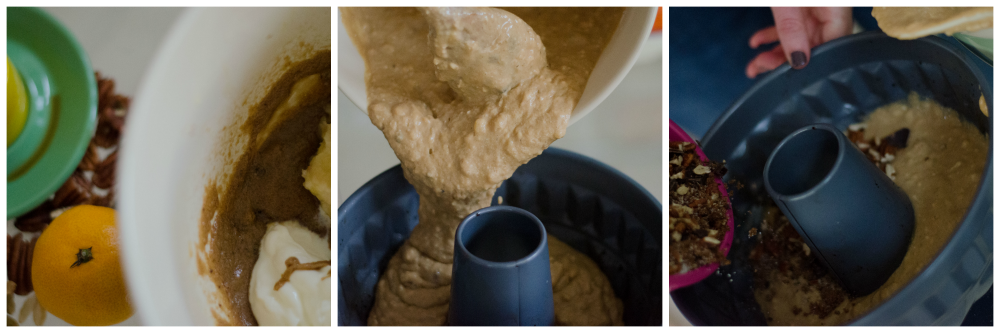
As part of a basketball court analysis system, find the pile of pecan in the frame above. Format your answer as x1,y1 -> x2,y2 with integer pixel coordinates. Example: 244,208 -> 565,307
9,73 -> 129,295
846,124 -> 909,180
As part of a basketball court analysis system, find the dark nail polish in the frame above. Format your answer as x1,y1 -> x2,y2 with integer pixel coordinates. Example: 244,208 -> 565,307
791,51 -> 807,69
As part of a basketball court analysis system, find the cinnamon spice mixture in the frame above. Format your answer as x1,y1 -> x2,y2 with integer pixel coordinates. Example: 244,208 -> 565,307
668,141 -> 731,275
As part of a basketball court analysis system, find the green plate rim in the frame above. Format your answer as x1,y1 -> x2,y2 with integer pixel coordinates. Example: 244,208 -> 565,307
5,6 -> 97,220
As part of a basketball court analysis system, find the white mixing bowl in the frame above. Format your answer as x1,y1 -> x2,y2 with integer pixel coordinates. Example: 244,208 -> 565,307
337,7 -> 657,126
118,7 -> 330,325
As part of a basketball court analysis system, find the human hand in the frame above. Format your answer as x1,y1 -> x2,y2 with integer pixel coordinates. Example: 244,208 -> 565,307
746,7 -> 853,79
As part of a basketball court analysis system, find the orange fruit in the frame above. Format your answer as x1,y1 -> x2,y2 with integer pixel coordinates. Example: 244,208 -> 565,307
653,7 -> 662,32
31,205 -> 132,326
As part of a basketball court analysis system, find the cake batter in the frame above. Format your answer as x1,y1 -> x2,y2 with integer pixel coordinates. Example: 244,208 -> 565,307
753,93 -> 989,325
342,7 -> 626,325
872,7 -> 992,40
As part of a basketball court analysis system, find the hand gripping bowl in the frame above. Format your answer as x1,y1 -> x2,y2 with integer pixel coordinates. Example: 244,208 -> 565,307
670,32 -> 992,325
338,148 -> 663,325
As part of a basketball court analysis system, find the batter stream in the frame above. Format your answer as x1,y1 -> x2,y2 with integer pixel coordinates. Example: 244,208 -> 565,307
342,7 -> 626,325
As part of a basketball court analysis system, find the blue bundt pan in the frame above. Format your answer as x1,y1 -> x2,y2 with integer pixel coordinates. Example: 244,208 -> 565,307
338,148 -> 663,325
671,32 -> 992,325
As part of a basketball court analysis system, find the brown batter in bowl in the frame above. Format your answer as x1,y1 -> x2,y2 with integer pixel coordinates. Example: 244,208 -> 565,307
199,51 -> 331,326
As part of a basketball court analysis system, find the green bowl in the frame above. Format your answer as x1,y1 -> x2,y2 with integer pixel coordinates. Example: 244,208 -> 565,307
7,7 -> 96,219
953,32 -> 993,65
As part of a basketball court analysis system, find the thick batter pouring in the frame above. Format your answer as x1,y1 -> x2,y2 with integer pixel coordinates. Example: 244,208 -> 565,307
342,7 -> 625,325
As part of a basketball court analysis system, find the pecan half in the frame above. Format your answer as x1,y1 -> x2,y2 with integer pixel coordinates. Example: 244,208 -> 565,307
4,235 -> 11,266
92,120 -> 120,148
52,171 -> 92,208
20,238 -> 35,295
13,203 -> 53,233
101,99 -> 127,132
93,187 -> 115,208
78,143 -> 100,172
92,150 -> 117,189
8,234 -> 34,296
8,235 -> 22,283
96,72 -> 116,112
7,234 -> 31,296
92,72 -> 128,155
7,282 -> 14,316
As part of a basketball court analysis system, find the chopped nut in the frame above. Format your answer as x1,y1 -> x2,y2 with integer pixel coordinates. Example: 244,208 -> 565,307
882,154 -> 895,163
868,149 -> 881,160
848,123 -> 867,131
676,185 -> 689,195
857,143 -> 870,149
884,128 -> 910,148
686,220 -> 701,230
980,94 -> 989,117
669,140 -> 731,274
847,129 -> 864,143
802,243 -> 811,256
671,204 -> 694,215
885,164 -> 896,180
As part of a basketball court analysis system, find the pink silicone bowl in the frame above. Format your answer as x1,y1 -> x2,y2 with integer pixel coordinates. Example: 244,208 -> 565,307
668,120 -> 734,291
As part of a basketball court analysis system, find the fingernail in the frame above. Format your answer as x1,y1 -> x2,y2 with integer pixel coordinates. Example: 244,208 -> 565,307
791,51 -> 807,69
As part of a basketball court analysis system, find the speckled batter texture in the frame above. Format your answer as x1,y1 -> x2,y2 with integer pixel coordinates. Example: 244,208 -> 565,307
753,93 -> 989,325
341,7 -> 624,326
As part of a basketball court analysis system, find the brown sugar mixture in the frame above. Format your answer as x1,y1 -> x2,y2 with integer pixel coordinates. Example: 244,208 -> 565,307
668,141 -> 731,275
200,51 -> 331,326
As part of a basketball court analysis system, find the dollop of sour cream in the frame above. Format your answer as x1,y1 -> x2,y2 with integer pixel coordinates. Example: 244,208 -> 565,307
249,220 -> 331,325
